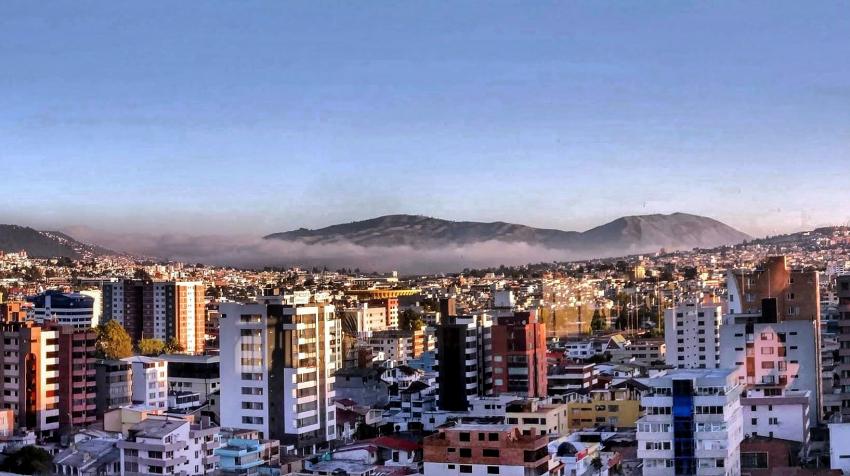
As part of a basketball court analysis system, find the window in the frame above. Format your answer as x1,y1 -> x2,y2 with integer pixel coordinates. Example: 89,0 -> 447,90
459,432 -> 470,442
459,448 -> 472,457
459,465 -> 472,473
483,449 -> 500,457
487,467 -> 500,475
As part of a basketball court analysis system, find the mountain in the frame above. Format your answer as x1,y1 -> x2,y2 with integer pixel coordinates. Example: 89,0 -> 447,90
0,225 -> 116,259
264,213 -> 751,258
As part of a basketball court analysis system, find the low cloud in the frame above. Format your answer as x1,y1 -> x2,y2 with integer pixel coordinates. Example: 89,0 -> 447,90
64,227 -> 579,274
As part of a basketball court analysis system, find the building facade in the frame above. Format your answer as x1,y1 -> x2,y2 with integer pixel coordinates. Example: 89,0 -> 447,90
57,326 -> 98,428
122,356 -> 168,409
637,369 -> 744,476
435,314 -> 493,412
219,300 -> 340,454
0,322 -> 60,437
491,311 -> 548,398
665,301 -> 723,369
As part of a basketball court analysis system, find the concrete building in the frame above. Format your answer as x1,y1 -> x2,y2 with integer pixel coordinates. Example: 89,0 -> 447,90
0,322 -> 59,437
836,275 -> 850,421
57,326 -> 98,428
96,360 -> 133,417
665,300 -> 723,369
342,303 -> 387,337
727,256 -> 822,421
367,329 -> 425,365
830,423 -> 850,475
435,313 -> 493,411
720,299 -> 820,428
219,300 -> 340,454
122,356 -> 168,409
160,354 -> 220,404
117,416 -> 220,475
103,279 -> 206,354
547,363 -> 599,398
742,391 -> 810,443
423,423 -> 561,476
0,300 -> 30,324
637,368 -> 744,476
565,381 -> 644,431
29,291 -> 96,329
491,311 -> 547,398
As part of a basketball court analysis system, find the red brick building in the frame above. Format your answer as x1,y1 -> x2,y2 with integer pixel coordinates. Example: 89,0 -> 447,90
57,326 -> 98,428
423,423 -> 561,475
491,311 -> 548,398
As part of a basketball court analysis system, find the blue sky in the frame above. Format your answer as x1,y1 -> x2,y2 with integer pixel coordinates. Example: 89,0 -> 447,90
2,1 -> 849,237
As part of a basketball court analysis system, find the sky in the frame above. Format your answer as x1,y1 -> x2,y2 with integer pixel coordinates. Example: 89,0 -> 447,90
2,1 -> 850,240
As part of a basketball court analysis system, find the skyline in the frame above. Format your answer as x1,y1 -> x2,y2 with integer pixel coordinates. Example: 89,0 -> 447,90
3,1 -> 850,238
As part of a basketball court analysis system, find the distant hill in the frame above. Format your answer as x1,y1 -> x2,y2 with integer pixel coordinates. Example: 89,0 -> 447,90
265,213 -> 751,258
0,225 -> 115,259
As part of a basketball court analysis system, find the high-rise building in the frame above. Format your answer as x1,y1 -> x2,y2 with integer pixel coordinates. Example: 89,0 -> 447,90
836,275 -> 850,421
103,279 -> 206,354
725,256 -> 822,424
29,291 -> 96,329
637,369 -> 744,476
0,322 -> 60,437
490,310 -> 547,398
664,299 -> 723,369
720,300 -> 819,430
218,299 -> 340,454
435,313 -> 493,411
727,256 -> 820,320
57,326 -> 98,428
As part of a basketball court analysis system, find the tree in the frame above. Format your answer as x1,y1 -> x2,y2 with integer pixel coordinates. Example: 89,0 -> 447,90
133,268 -> 152,281
398,309 -> 423,332
0,445 -> 53,474
591,308 -> 607,333
137,338 -> 165,356
96,320 -> 133,360
164,337 -> 185,354
590,456 -> 604,476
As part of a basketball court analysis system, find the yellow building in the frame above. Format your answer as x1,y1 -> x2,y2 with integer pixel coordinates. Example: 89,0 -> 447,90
566,381 -> 645,430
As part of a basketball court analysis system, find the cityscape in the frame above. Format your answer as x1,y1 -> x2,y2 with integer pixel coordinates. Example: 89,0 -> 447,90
3,2 -> 850,476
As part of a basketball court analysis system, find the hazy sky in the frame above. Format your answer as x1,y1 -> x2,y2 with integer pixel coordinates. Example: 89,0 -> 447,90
3,1 -> 849,238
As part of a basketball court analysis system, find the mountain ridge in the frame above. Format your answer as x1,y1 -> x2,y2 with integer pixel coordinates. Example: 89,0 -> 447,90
0,224 -> 117,259
264,212 -> 751,257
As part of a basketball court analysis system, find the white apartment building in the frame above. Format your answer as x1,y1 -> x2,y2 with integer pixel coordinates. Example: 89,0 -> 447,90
637,369 -> 744,476
720,316 -> 819,427
742,391 -> 810,443
123,356 -> 168,409
830,423 -> 850,476
342,303 -> 387,337
118,416 -> 220,476
219,299 -> 340,455
367,329 -> 423,365
665,301 -> 723,369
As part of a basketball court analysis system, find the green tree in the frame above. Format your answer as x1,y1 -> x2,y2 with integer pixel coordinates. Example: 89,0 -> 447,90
163,337 -> 185,354
0,445 -> 53,474
591,308 -> 607,333
96,320 -> 133,360
590,456 -> 604,476
398,309 -> 423,331
137,338 -> 165,356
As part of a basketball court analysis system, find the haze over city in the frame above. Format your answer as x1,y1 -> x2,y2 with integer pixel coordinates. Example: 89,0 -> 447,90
3,1 -> 850,247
